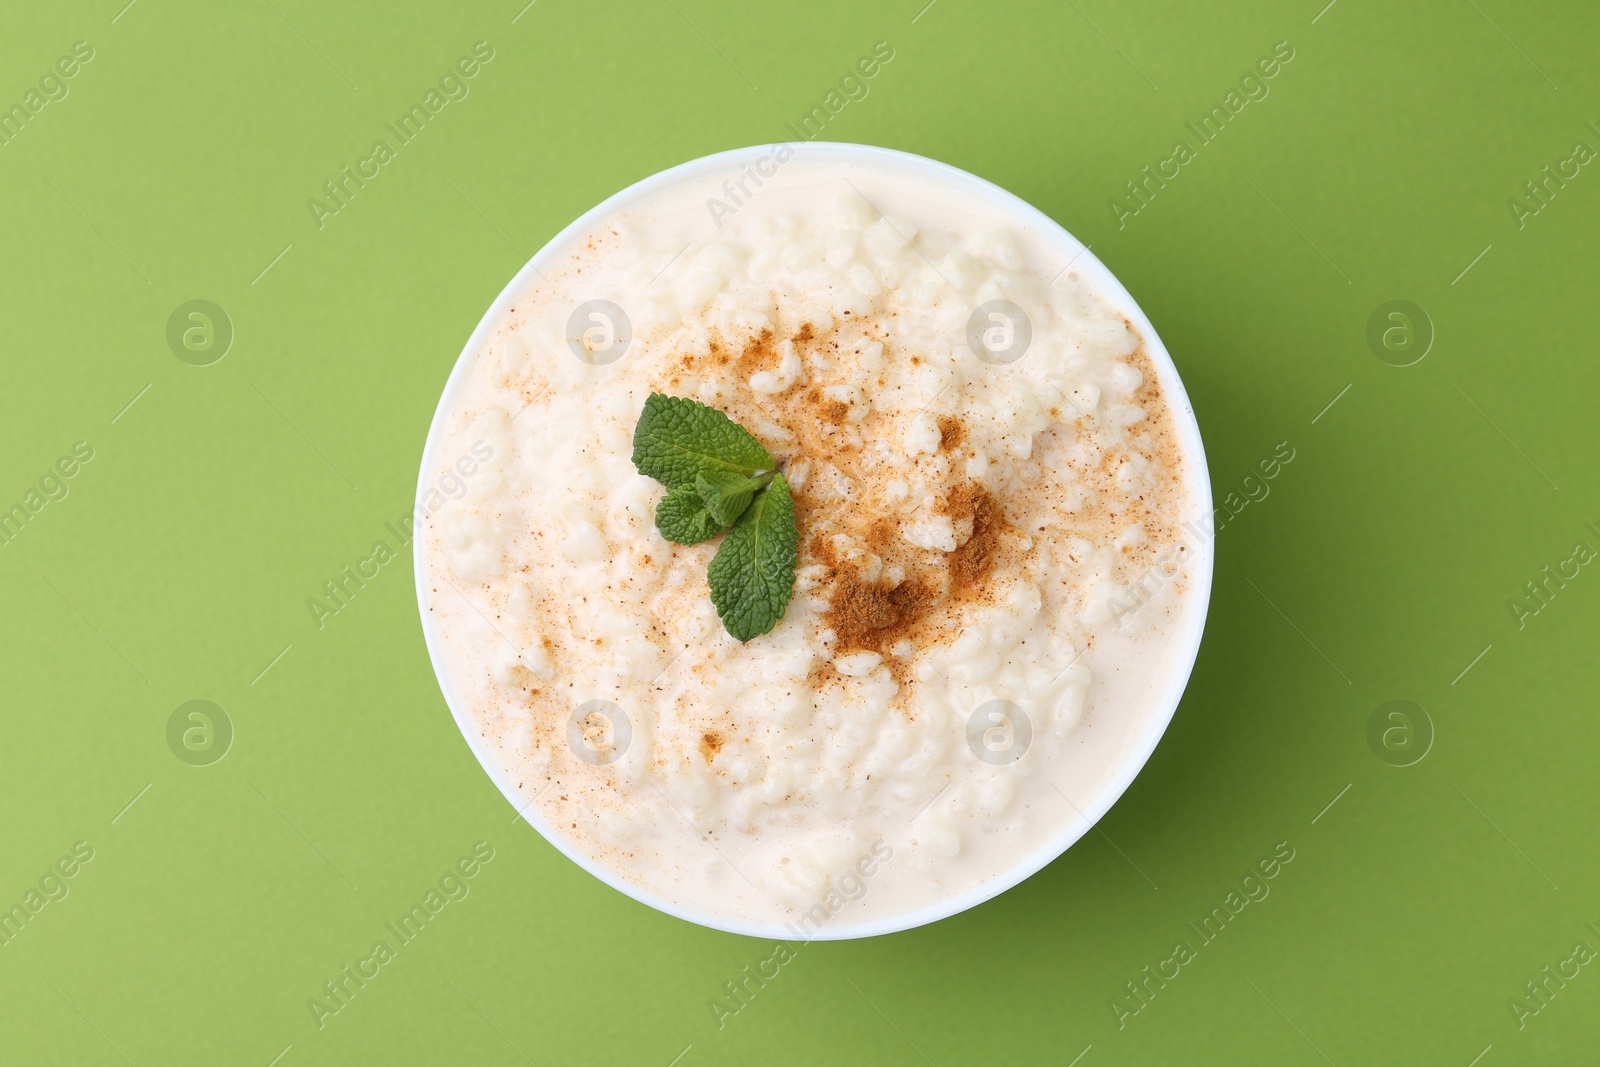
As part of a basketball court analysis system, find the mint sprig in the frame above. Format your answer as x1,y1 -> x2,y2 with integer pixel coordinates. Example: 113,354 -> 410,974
630,393 -> 798,641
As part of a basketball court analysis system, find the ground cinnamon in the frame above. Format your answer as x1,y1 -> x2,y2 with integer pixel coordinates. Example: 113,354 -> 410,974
946,483 -> 1001,595
938,416 -> 965,450
699,731 -> 723,763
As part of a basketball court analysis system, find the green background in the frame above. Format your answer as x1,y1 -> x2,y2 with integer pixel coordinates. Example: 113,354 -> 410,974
3,0 -> 1596,1063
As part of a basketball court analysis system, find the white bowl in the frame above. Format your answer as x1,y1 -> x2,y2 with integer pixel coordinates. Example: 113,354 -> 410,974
415,142 -> 1214,940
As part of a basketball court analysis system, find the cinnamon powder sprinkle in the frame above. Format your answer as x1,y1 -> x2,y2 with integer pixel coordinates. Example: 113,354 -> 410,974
865,517 -> 897,551
736,328 -> 780,379
699,731 -> 723,763
827,571 -> 938,656
946,484 -> 1003,595
820,482 -> 1006,660
937,416 -> 965,451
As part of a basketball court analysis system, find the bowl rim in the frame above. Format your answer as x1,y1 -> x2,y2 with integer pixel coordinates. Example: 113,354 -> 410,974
413,140 -> 1214,941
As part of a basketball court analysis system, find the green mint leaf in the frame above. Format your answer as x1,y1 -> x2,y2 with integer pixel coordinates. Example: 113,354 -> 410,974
655,484 -> 725,545
695,470 -> 772,528
707,474 -> 799,642
631,393 -> 773,490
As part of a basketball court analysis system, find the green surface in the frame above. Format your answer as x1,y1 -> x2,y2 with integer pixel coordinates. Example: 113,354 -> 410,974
3,0 -> 1597,1063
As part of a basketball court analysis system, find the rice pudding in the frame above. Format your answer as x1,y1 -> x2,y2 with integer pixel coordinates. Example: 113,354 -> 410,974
417,146 -> 1210,936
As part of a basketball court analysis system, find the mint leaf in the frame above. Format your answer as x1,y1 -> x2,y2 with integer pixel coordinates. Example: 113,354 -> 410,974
655,485 -> 724,544
707,474 -> 798,641
695,470 -> 772,528
632,393 -> 773,489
